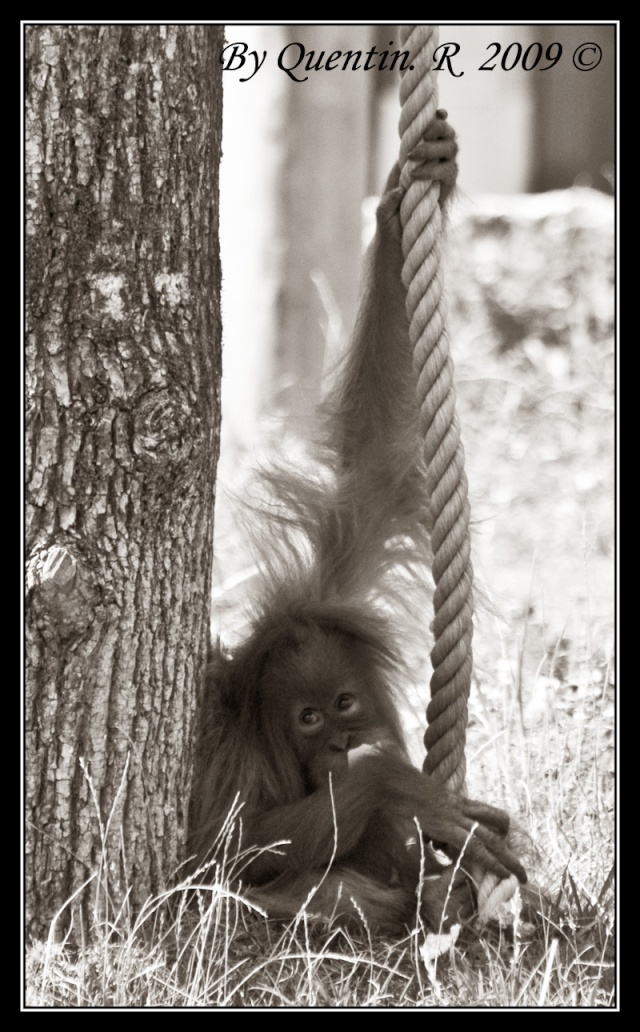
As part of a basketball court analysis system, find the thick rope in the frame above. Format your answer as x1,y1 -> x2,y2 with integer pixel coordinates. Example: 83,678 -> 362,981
398,26 -> 518,924
398,25 -> 472,794
476,872 -> 521,925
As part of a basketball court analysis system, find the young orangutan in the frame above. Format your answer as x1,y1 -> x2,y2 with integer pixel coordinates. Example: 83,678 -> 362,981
191,112 -> 526,934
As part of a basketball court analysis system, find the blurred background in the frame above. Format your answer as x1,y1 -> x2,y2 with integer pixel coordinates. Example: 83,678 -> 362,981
215,24 -> 615,764
219,24 -> 614,445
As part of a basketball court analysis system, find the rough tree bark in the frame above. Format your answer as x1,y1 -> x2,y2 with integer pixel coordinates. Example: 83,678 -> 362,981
25,25 -> 223,940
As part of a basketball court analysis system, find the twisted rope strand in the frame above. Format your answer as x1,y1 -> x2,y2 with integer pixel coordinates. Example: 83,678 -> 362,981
398,25 -> 472,794
398,26 -> 519,921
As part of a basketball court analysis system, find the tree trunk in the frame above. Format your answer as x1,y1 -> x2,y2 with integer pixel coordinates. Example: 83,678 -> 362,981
274,25 -> 375,436
25,25 -> 223,940
530,24 -> 615,193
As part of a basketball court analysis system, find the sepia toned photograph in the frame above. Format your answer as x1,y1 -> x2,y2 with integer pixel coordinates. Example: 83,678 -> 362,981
24,23 -> 616,1010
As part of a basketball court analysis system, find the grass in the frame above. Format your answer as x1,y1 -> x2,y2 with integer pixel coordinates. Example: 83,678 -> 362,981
25,783 -> 615,1008
25,188 -> 616,1008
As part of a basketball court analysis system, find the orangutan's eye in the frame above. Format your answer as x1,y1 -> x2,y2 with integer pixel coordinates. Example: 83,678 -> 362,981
335,693 -> 356,712
299,708 -> 323,729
